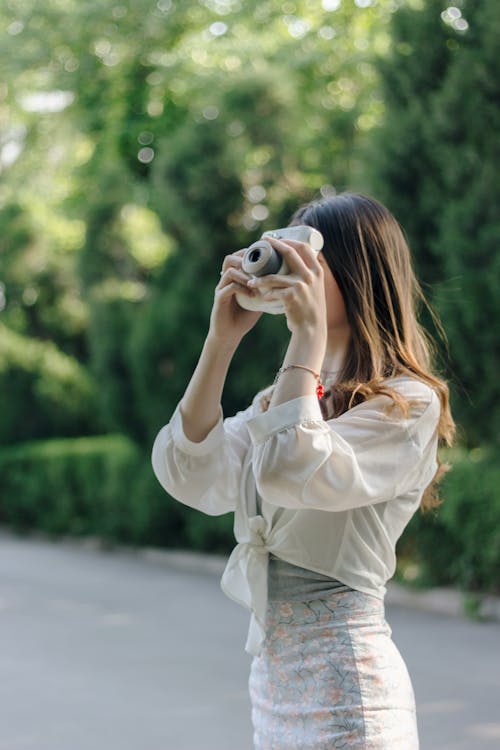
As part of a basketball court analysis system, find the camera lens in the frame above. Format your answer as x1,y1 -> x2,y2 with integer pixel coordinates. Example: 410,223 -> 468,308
249,249 -> 261,263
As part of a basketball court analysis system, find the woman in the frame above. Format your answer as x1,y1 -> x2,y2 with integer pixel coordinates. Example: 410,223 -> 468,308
151,192 -> 455,749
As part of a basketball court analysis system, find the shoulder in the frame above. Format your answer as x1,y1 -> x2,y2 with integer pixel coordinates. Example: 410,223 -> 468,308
384,374 -> 440,416
328,375 -> 440,451
333,375 -> 438,422
383,374 -> 441,447
384,374 -> 436,400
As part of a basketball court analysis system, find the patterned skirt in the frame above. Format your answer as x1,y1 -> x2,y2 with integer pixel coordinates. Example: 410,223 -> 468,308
249,589 -> 419,749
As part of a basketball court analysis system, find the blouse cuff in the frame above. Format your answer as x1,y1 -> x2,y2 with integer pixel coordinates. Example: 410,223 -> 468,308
169,402 -> 225,456
246,395 -> 324,445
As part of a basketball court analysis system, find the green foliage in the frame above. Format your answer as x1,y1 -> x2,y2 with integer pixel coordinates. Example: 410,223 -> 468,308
86,282 -> 145,440
0,323 -> 97,445
184,510 -> 235,555
0,202 -> 88,358
0,434 -> 235,553
398,446 -> 500,595
429,0 -> 500,446
0,0 -> 410,443
437,447 -> 500,594
367,0 -> 500,446
0,434 -> 142,538
129,78 -> 291,441
1,435 -> 498,588
0,0 -> 498,593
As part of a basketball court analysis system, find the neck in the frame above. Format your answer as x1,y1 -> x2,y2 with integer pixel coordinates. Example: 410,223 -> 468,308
321,324 -> 351,378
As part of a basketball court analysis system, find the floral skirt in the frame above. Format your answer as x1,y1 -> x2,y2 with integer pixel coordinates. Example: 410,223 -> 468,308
248,589 -> 419,749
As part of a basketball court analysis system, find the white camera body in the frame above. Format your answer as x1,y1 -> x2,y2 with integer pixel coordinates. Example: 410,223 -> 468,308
235,225 -> 324,314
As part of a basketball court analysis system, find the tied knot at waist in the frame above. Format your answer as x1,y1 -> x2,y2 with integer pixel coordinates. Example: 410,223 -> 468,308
220,514 -> 270,657
246,515 -> 268,551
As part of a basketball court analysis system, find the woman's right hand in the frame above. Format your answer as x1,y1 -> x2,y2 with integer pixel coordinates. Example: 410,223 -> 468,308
208,249 -> 263,349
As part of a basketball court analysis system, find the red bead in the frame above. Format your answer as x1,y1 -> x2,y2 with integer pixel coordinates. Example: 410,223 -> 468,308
316,383 -> 324,398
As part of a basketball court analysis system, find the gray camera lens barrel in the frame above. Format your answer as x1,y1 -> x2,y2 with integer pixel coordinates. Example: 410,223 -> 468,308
240,225 -> 323,284
241,240 -> 284,277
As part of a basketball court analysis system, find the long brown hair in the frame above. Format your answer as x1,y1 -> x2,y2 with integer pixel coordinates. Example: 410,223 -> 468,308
290,192 -> 456,513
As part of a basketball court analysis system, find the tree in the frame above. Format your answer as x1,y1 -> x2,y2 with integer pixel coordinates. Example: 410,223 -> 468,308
1,0 -> 404,441
366,0 -> 500,446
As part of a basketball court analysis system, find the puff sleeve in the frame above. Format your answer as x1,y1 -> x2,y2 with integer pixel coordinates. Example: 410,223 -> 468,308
151,395 -> 259,516
246,380 -> 440,512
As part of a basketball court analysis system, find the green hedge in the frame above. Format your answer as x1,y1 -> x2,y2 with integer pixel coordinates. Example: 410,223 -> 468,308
0,323 -> 97,445
0,436 -> 498,595
397,446 -> 500,596
0,435 -> 144,541
0,434 -> 235,553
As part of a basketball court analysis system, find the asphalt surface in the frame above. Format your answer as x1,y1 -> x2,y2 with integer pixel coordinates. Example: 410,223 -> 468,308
1,530 -> 499,750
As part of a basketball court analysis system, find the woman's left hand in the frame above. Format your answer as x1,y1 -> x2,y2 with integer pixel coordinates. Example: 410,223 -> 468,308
247,237 -> 327,337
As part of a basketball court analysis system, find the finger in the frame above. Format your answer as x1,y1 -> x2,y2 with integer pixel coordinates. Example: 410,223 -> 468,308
259,288 -> 295,306
218,267 -> 252,290
248,273 -> 301,290
280,238 -> 322,266
265,236 -> 319,276
260,289 -> 282,301
220,249 -> 247,274
216,280 -> 255,299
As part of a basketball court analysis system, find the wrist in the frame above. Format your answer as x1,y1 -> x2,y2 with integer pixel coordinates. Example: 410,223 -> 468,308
285,329 -> 326,372
274,364 -> 325,399
290,319 -> 327,341
205,330 -> 240,357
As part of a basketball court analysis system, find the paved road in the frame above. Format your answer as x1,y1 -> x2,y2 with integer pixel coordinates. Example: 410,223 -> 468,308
1,531 -> 499,750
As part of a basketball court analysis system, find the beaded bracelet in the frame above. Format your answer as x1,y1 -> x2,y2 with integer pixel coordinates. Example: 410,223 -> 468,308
274,364 -> 325,399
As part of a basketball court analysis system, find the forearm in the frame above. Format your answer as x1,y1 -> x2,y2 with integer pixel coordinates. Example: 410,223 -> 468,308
269,328 -> 326,408
179,333 -> 237,442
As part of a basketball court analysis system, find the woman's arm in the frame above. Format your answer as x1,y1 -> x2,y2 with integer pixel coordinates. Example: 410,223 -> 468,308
179,249 -> 262,442
247,236 -> 327,409
151,247 -> 262,515
246,383 -> 440,512
151,392 -> 259,516
266,330 -> 325,408
178,334 -> 237,443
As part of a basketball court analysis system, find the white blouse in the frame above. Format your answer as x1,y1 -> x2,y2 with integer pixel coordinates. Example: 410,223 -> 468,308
151,375 -> 440,657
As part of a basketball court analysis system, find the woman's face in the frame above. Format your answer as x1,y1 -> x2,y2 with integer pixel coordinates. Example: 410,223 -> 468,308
318,251 -> 349,331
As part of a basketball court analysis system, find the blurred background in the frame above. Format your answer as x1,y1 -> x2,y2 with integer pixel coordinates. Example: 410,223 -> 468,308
0,0 -> 498,602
